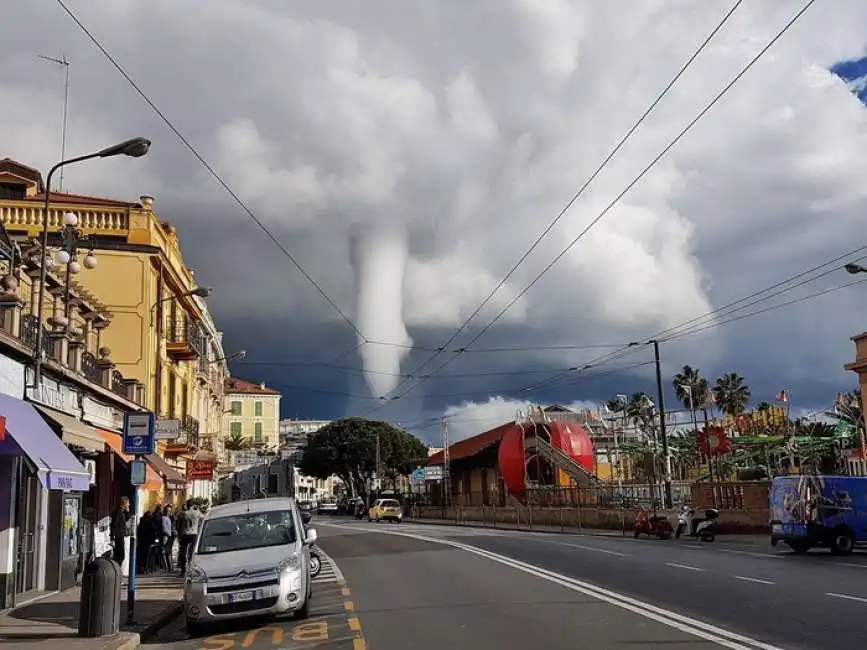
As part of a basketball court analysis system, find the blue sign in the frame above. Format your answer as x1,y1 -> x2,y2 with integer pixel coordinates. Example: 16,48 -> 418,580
123,411 -> 156,455
411,467 -> 425,482
130,459 -> 147,486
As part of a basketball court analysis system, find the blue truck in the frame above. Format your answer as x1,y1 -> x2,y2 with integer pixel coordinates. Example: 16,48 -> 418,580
770,474 -> 867,554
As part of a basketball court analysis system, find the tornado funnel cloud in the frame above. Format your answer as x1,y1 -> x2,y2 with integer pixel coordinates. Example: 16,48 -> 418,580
350,225 -> 412,397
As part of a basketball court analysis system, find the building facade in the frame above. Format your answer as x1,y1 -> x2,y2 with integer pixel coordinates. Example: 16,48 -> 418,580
0,163 -> 229,499
223,378 -> 281,457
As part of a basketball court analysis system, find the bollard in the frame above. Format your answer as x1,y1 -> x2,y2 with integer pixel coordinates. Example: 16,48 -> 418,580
78,557 -> 121,637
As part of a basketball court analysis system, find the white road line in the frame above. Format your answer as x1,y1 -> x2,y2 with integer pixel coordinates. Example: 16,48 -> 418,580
841,563 -> 867,569
530,538 -> 628,557
825,592 -> 867,604
734,576 -> 774,585
666,562 -> 704,572
312,548 -> 345,585
714,548 -> 786,560
322,522 -> 781,650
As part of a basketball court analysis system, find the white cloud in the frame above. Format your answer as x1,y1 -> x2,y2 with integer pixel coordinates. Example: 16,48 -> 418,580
3,1 -> 867,417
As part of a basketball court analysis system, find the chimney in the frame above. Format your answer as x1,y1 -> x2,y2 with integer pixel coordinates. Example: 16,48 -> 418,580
260,383 -> 266,390
140,195 -> 154,210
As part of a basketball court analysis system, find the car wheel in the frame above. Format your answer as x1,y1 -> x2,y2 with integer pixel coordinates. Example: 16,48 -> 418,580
830,528 -> 856,555
310,553 -> 321,578
186,619 -> 206,638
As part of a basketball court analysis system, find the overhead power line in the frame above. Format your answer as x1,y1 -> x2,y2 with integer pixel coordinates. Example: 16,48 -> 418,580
54,0 -> 365,340
360,0 -> 817,417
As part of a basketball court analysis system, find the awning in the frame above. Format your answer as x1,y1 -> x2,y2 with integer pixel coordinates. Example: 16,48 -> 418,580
34,405 -> 105,453
0,393 -> 91,491
144,452 -> 187,489
98,429 -> 163,491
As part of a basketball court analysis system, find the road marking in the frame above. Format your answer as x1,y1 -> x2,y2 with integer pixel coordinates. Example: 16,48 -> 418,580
243,626 -> 284,647
841,563 -> 867,569
713,548 -> 786,560
293,621 -> 330,641
534,538 -> 628,557
353,638 -> 367,650
348,617 -> 361,631
826,592 -> 867,604
666,563 -> 704,572
734,576 -> 774,585
342,587 -> 352,596
344,600 -> 355,612
323,522 -> 783,650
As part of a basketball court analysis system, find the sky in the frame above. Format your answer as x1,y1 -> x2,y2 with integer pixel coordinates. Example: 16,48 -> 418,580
2,1 -> 867,446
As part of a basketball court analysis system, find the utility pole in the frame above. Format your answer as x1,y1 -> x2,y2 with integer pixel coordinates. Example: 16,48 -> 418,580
38,54 -> 71,192
441,418 -> 451,507
651,339 -> 672,508
374,432 -> 381,498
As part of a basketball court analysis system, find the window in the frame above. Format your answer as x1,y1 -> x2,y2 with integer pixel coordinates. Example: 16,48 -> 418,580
62,497 -> 81,559
254,401 -> 263,417
230,401 -> 242,416
197,510 -> 297,555
230,422 -> 242,436
254,422 -> 263,442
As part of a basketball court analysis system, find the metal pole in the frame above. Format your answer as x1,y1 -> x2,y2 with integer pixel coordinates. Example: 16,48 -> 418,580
442,418 -> 451,507
652,339 -> 672,508
126,478 -> 138,625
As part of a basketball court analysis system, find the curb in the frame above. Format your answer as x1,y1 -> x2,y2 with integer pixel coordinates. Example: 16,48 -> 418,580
125,602 -> 183,647
404,518 -> 768,548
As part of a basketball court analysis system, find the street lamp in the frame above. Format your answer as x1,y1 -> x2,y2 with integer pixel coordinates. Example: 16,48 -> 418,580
214,350 -> 246,363
149,286 -> 213,326
33,137 -> 152,388
845,263 -> 867,275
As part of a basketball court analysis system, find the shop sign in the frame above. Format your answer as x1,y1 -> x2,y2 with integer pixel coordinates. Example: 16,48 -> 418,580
26,378 -> 79,416
82,396 -> 124,430
186,459 -> 215,481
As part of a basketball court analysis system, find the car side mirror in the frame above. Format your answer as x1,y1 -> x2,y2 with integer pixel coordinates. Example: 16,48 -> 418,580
305,528 -> 318,545
301,511 -> 312,524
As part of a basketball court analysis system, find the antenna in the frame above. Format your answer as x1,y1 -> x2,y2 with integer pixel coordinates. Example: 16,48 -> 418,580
38,54 -> 71,191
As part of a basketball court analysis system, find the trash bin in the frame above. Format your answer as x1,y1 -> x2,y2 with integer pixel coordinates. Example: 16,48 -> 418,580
78,557 -> 121,637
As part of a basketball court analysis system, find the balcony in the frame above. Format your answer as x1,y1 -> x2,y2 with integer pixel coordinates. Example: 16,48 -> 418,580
166,318 -> 205,361
164,414 -> 199,455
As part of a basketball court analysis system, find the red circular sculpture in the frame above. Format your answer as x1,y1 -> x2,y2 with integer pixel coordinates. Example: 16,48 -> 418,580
498,420 -> 595,496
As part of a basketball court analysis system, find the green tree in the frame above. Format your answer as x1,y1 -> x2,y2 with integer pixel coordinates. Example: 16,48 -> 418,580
298,417 -> 427,496
712,373 -> 751,415
672,365 -> 709,410
755,402 -> 772,412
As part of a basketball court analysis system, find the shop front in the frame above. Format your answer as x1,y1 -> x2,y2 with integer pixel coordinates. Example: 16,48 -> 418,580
144,452 -> 187,506
0,392 -> 90,607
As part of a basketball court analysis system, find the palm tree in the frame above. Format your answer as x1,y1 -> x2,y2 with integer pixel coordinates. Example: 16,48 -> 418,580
755,401 -> 771,412
223,429 -> 250,451
604,397 -> 626,414
672,365 -> 709,410
712,373 -> 751,415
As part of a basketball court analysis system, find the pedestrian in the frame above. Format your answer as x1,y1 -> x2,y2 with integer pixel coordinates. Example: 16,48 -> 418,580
136,511 -> 156,574
177,499 -> 203,574
162,505 -> 176,572
110,496 -> 131,567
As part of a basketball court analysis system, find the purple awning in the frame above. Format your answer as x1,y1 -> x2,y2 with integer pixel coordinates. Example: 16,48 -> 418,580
0,393 -> 91,492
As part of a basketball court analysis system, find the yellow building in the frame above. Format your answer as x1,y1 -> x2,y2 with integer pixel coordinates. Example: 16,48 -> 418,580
223,377 -> 281,457
0,161 -> 229,499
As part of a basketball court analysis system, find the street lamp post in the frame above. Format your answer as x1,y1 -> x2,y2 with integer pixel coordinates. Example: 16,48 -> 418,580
33,137 -> 151,388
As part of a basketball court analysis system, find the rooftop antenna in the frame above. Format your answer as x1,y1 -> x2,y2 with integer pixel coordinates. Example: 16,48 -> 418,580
38,53 -> 70,192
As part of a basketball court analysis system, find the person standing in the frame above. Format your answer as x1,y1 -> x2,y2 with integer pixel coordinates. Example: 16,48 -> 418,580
110,496 -> 131,567
177,500 -> 202,574
162,505 -> 176,572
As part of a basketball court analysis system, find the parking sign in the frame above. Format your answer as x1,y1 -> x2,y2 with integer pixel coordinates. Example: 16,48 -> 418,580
123,411 -> 156,455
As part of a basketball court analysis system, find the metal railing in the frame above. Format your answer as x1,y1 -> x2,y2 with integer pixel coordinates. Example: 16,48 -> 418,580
180,414 -> 200,450
81,351 -> 101,384
166,318 -> 206,356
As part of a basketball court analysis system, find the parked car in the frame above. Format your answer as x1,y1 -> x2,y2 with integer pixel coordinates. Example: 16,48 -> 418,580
317,500 -> 338,515
183,497 -> 318,637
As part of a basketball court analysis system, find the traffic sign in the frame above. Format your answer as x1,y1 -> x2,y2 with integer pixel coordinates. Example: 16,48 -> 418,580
410,468 -> 425,482
123,411 -> 156,455
130,459 -> 147,486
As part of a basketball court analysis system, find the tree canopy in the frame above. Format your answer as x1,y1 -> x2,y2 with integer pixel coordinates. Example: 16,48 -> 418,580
298,417 -> 428,496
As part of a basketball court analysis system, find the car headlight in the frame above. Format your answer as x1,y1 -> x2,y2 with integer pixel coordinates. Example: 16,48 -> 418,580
277,553 -> 301,573
186,566 -> 207,584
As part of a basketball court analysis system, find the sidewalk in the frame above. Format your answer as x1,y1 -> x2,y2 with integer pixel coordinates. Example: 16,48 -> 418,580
405,516 -> 769,546
0,573 -> 184,650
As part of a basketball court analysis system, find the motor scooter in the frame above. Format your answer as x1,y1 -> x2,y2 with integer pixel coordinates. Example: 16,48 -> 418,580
633,508 -> 673,539
675,506 -> 719,542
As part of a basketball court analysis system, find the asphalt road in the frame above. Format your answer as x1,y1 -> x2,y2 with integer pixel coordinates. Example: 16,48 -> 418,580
145,518 -> 867,650
323,519 -> 867,650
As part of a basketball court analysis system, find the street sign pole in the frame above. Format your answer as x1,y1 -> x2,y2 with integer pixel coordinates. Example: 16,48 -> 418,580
123,411 -> 156,626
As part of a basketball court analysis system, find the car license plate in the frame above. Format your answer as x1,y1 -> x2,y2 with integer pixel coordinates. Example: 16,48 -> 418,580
229,591 -> 255,603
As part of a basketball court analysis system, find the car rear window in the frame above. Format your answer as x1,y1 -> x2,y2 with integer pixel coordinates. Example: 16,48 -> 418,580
382,500 -> 400,508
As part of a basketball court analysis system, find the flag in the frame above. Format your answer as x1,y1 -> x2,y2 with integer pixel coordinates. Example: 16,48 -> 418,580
707,391 -> 717,405
678,384 -> 694,409
776,390 -> 790,404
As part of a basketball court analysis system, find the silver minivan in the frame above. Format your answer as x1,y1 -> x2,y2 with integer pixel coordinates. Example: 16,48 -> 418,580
183,497 -> 317,636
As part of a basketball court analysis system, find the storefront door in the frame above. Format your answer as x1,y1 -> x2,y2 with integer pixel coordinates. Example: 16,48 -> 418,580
14,465 -> 40,595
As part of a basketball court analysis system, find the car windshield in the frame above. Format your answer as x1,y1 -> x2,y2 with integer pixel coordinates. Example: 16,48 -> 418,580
196,509 -> 297,555
381,500 -> 400,508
